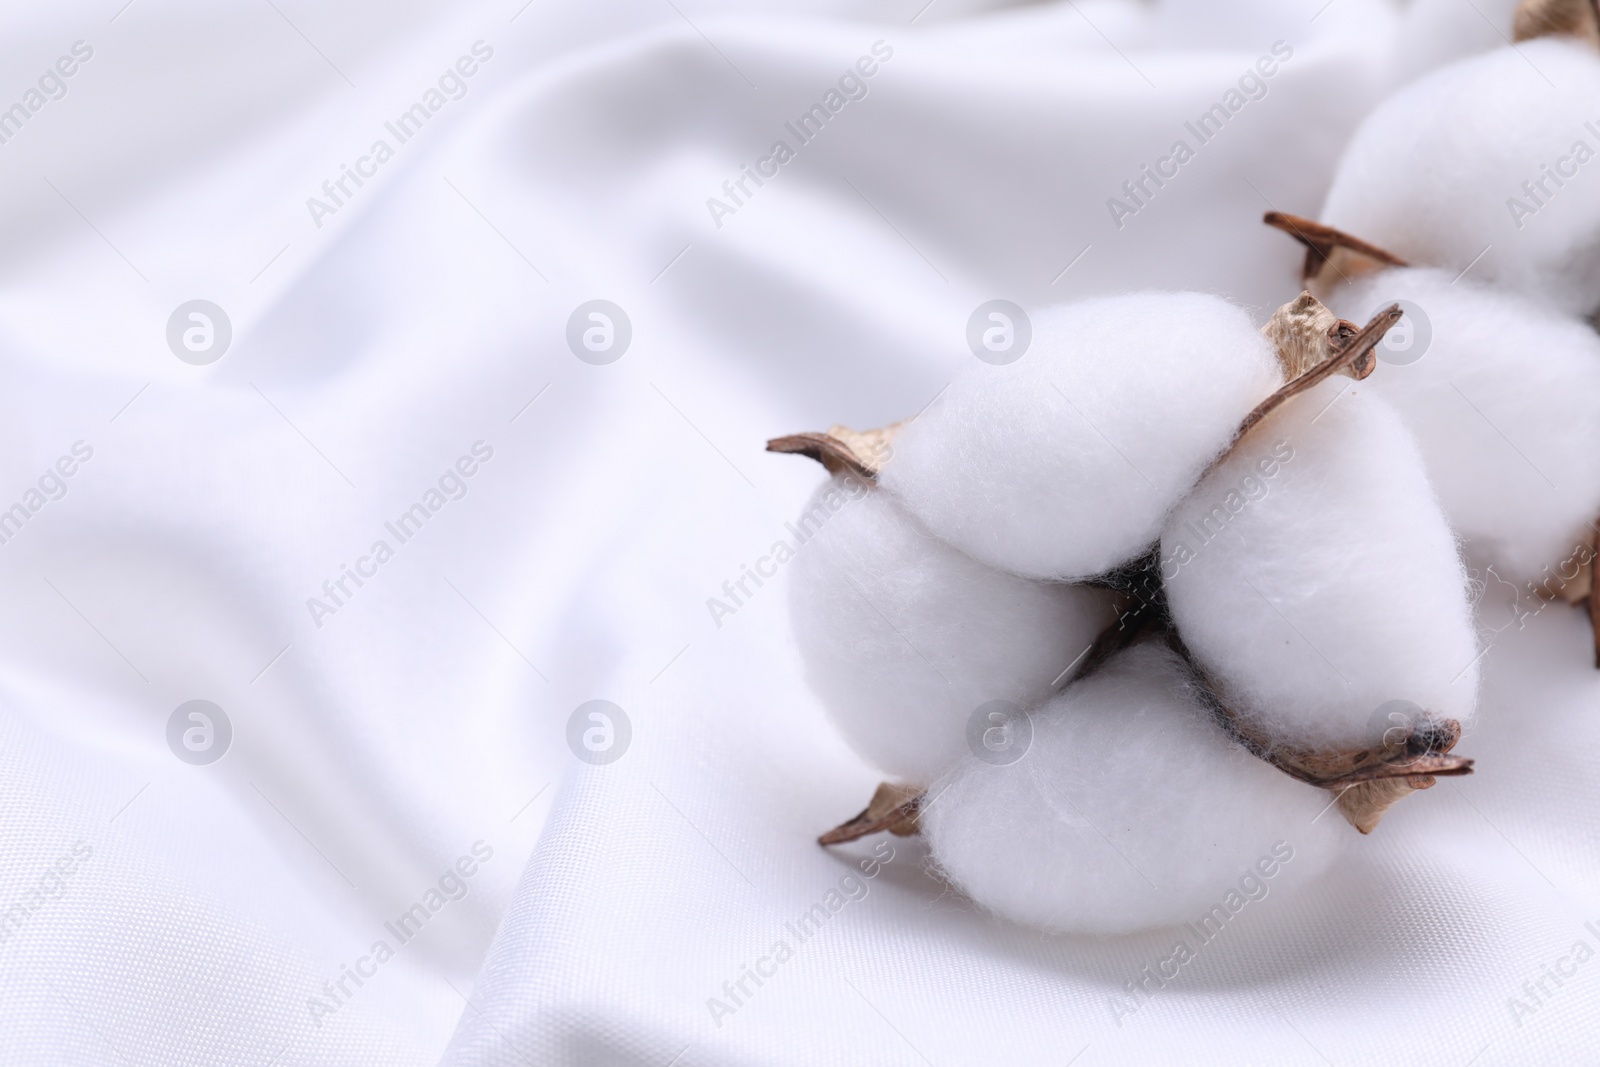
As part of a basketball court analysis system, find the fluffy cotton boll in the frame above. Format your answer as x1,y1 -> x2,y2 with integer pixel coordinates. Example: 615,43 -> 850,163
1162,380 -> 1479,754
1321,38 -> 1600,317
922,643 -> 1343,935
788,474 -> 1115,785
879,292 -> 1282,580
1325,267 -> 1600,585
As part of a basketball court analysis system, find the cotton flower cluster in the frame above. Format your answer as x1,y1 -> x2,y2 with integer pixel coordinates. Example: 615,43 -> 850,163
771,4 -> 1600,937
778,285 -> 1482,935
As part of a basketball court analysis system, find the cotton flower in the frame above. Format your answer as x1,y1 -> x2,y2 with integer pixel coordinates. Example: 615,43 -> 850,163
789,473 -> 1115,784
921,643 -> 1343,934
1323,267 -> 1600,586
1320,37 -> 1600,317
878,292 -> 1282,581
1161,378 -> 1479,755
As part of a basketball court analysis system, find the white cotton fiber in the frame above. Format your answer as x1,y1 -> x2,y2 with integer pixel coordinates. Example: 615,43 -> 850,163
1162,379 -> 1479,753
1326,267 -> 1600,585
1321,38 -> 1600,317
922,643 -> 1344,935
879,292 -> 1282,581
788,473 -> 1115,784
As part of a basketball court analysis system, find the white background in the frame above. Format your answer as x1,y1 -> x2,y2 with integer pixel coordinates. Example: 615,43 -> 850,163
2,0 -> 1596,1063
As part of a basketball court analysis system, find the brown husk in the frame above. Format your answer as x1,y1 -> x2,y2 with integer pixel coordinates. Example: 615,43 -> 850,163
818,781 -> 922,844
1589,585 -> 1600,668
1513,0 -> 1600,47
1263,211 -> 1407,297
1208,299 -> 1401,485
766,422 -> 900,480
1260,290 -> 1373,381
1186,645 -> 1473,835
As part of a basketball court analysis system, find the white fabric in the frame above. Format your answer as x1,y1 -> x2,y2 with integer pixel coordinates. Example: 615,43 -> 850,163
0,1 -> 1596,1064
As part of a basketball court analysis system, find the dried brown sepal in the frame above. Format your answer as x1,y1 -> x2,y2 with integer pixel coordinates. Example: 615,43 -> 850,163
766,422 -> 900,480
1591,581 -> 1600,669
1336,778 -> 1437,835
1229,709 -> 1470,833
1240,721 -> 1471,834
1260,291 -> 1371,382
1513,0 -> 1600,47
1169,625 -> 1473,833
1558,559 -> 1594,605
1207,303 -> 1402,485
1531,523 -> 1598,605
1216,701 -> 1465,783
1539,561 -> 1594,604
818,781 -> 923,845
766,432 -> 876,480
1263,211 -> 1408,295
1326,316 -> 1377,381
1529,520 -> 1596,666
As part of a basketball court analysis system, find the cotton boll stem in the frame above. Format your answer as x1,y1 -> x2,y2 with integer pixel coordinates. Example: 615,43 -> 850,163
1263,211 -> 1408,296
1513,0 -> 1600,47
766,422 -> 900,480
817,781 -> 922,844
